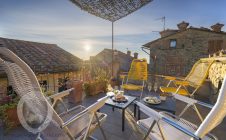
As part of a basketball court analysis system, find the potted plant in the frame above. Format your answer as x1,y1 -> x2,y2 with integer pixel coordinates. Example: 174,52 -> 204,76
66,79 -> 84,103
0,86 -> 20,134
83,67 -> 111,96
0,96 -> 20,134
83,81 -> 96,96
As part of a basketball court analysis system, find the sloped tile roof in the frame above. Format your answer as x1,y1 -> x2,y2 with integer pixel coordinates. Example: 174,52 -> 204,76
0,37 -> 82,74
91,48 -> 134,72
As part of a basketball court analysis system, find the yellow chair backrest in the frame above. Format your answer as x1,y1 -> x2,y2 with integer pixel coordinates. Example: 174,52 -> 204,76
127,59 -> 148,81
185,59 -> 214,87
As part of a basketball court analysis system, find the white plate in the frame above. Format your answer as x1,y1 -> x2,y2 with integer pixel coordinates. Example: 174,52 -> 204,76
143,96 -> 161,105
106,92 -> 114,97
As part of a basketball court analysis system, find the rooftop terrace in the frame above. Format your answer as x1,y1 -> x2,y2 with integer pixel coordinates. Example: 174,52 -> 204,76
1,89 -> 226,140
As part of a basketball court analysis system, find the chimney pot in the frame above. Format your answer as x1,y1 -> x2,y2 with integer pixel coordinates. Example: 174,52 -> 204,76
211,23 -> 224,32
134,52 -> 138,59
127,50 -> 131,56
177,21 -> 189,31
159,29 -> 178,37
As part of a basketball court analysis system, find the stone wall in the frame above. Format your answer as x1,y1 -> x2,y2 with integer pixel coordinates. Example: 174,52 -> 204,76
209,57 -> 226,88
148,29 -> 226,77
36,71 -> 82,93
0,71 -> 82,97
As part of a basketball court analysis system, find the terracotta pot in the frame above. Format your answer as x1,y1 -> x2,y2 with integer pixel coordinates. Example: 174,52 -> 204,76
95,84 -> 105,94
110,79 -> 118,88
86,81 -> 106,96
67,80 -> 83,104
5,107 -> 20,128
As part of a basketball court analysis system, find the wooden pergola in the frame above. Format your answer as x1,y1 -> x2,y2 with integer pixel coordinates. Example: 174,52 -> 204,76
70,0 -> 153,76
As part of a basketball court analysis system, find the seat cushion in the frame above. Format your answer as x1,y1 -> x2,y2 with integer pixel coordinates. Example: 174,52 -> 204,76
160,87 -> 189,96
138,117 -> 213,140
122,84 -> 143,90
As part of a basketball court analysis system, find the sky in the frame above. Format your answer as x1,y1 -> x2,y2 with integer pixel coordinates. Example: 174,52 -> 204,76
1,0 -> 226,61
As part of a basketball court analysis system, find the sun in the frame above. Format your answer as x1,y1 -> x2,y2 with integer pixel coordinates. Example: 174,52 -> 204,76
84,44 -> 91,51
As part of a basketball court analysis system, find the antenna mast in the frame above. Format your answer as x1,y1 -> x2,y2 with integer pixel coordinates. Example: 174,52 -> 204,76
155,16 -> 166,31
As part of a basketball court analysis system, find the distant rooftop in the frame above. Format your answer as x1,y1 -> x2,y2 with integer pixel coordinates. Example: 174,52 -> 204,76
0,37 -> 82,74
143,21 -> 226,48
91,48 -> 136,72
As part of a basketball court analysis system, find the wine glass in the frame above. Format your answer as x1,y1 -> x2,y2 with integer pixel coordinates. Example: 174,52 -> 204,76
120,85 -> 124,91
114,86 -> 119,90
148,83 -> 152,93
154,83 -> 158,93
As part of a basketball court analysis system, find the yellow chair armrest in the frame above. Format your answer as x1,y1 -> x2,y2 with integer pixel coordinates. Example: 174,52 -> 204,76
174,80 -> 190,86
120,74 -> 127,80
160,87 -> 189,96
122,84 -> 143,90
165,76 -> 176,81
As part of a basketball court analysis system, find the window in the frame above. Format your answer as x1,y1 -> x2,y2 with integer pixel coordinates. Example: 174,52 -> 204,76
39,80 -> 48,92
170,39 -> 177,48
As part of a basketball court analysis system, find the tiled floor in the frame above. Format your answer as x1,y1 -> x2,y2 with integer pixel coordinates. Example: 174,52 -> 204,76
1,90 -> 226,140
82,93 -> 144,140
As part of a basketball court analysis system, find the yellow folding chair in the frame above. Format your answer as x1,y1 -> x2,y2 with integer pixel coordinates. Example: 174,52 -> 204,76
160,59 -> 215,97
121,59 -> 148,99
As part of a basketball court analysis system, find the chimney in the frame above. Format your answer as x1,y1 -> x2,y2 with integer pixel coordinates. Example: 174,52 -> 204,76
159,29 -> 178,37
134,52 -> 138,59
211,23 -> 224,32
0,40 -> 4,47
127,50 -> 131,56
177,21 -> 189,31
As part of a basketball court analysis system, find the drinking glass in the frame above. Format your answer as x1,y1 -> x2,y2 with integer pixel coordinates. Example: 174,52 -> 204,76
120,85 -> 124,91
154,83 -> 158,93
148,83 -> 152,93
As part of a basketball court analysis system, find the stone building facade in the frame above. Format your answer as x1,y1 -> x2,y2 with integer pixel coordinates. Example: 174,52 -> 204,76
90,49 -> 138,78
142,21 -> 226,77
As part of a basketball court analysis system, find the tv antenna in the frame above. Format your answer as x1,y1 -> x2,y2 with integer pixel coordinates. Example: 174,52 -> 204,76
155,16 -> 166,31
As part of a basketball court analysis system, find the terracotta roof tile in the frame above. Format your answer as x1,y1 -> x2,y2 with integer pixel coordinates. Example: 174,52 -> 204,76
0,37 -> 82,74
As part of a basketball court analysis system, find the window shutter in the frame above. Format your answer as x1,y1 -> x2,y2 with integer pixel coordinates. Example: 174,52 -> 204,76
208,40 -> 223,54
208,40 -> 214,54
217,40 -> 223,51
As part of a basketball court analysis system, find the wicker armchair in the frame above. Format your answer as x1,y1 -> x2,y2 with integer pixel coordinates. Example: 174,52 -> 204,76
0,47 -> 108,140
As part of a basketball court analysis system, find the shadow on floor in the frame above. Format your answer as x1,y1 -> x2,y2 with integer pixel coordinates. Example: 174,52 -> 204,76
1,90 -> 226,140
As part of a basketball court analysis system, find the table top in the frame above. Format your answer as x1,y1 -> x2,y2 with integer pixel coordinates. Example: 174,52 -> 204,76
140,96 -> 176,114
105,95 -> 136,109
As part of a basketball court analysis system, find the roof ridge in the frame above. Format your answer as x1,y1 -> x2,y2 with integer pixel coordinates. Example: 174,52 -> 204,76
0,37 -> 56,46
143,27 -> 226,47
